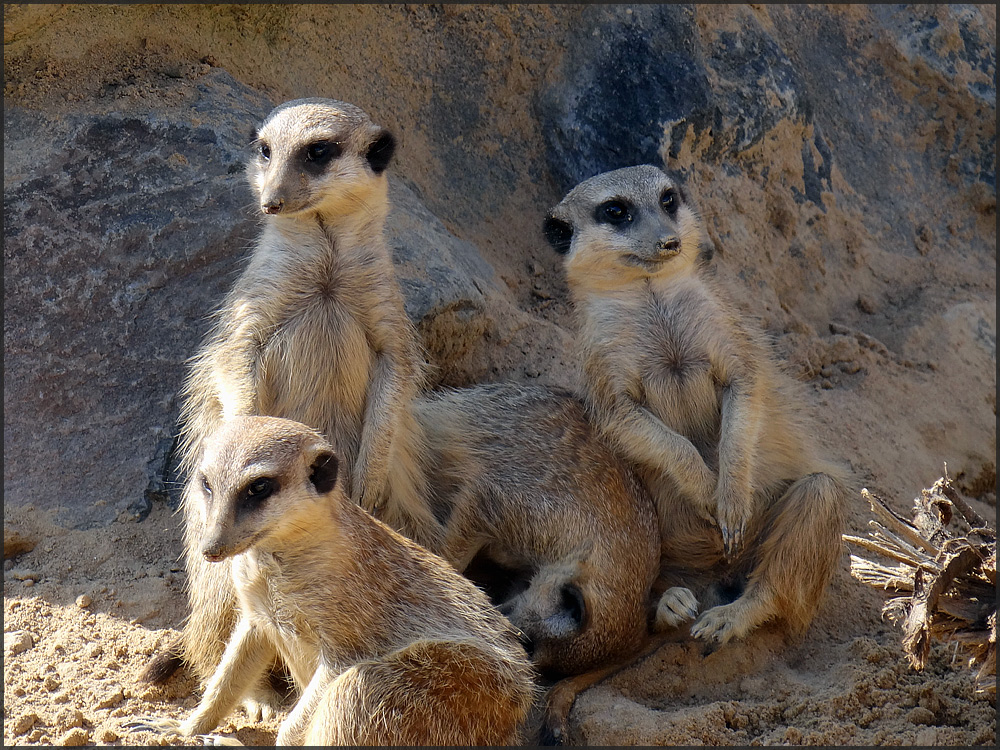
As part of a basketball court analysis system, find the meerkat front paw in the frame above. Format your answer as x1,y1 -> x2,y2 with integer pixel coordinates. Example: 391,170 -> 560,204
194,734 -> 245,746
714,489 -> 752,558
241,693 -> 278,723
654,587 -> 700,631
689,601 -> 750,652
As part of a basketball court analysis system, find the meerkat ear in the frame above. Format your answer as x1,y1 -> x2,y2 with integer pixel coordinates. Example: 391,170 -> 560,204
560,583 -> 588,629
543,215 -> 574,255
309,451 -> 339,495
365,129 -> 396,174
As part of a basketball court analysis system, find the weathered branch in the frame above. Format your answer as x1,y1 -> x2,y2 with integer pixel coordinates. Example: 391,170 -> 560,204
845,471 -> 995,695
861,488 -> 939,556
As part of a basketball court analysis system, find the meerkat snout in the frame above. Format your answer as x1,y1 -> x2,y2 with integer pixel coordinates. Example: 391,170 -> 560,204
261,197 -> 284,215
656,236 -> 681,255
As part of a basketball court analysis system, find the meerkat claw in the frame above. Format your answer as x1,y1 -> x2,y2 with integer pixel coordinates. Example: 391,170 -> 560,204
655,586 -> 700,630
721,518 -> 748,559
196,734 -> 245,747
123,716 -> 183,737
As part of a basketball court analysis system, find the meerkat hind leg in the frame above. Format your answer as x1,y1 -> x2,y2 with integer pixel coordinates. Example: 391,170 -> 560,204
690,471 -> 845,649
305,640 -> 528,745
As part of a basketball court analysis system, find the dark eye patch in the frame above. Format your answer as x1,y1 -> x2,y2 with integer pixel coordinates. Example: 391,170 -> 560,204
301,140 -> 342,170
237,476 -> 277,517
596,199 -> 632,226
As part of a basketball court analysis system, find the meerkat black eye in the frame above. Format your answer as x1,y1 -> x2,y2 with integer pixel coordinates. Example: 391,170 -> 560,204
248,477 -> 275,500
304,140 -> 340,166
596,200 -> 631,226
258,142 -> 271,161
661,188 -> 679,215
238,476 -> 277,517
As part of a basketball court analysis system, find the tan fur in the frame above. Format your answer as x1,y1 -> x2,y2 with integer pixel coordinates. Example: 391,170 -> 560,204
173,98 -> 437,695
412,383 -> 661,675
176,416 -> 535,746
547,165 -> 849,647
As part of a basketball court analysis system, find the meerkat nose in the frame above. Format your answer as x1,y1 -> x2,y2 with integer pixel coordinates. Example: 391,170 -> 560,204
262,199 -> 284,215
201,543 -> 226,562
656,237 -> 681,252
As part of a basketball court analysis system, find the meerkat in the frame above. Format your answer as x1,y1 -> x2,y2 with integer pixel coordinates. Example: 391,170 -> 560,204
412,383 -> 661,677
544,164 -> 848,649
142,98 -> 437,704
130,416 -> 535,746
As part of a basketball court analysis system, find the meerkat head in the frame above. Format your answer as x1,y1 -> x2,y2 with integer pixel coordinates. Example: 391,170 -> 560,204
543,165 -> 706,293
249,98 -> 396,220
195,416 -> 341,562
498,560 -> 597,676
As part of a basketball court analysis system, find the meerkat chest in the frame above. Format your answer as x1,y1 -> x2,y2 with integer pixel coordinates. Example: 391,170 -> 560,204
233,552 -> 324,683
638,288 -> 723,438
255,256 -> 376,430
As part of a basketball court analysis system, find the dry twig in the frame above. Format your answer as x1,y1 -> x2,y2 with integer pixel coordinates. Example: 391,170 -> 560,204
844,470 -> 996,695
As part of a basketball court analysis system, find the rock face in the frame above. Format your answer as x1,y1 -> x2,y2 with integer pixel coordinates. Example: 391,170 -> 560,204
3,71 -> 272,527
2,4 -> 995,744
3,68 -> 530,526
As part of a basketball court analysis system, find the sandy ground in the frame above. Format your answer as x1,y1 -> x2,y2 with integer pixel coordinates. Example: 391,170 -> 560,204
3,487 -> 996,747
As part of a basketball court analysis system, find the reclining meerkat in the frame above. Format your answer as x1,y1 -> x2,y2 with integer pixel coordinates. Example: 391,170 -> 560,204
412,383 -> 660,677
142,98 -> 437,704
131,416 -> 535,746
544,165 -> 848,649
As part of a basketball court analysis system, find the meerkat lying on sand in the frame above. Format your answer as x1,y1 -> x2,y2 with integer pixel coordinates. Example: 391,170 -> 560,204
131,416 -> 535,746
413,382 -> 660,677
545,165 -> 848,649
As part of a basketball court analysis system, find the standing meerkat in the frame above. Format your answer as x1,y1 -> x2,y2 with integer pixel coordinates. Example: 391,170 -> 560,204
544,165 -> 848,648
144,98 -> 438,701
131,416 -> 535,746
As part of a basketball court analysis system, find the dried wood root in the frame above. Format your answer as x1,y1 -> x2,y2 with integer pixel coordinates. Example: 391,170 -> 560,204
844,470 -> 996,695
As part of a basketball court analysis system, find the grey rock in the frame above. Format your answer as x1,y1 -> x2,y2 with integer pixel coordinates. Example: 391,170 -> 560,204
537,5 -> 809,193
4,70 -> 514,527
386,178 -> 508,385
4,70 -> 270,528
